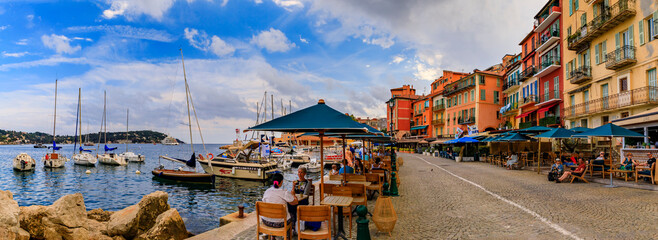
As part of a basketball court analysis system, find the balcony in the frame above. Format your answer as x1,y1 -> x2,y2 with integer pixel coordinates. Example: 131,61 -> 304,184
567,0 -> 636,51
539,116 -> 560,127
520,94 -> 538,107
520,66 -> 536,81
502,80 -> 520,94
432,119 -> 445,125
605,45 -> 636,70
414,111 -> 423,117
564,86 -> 658,119
535,56 -> 560,78
569,66 -> 592,85
502,107 -> 519,118
432,104 -> 445,112
540,90 -> 560,104
458,117 -> 475,125
519,121 -> 537,129
536,29 -> 560,53
534,6 -> 561,33
443,77 -> 476,96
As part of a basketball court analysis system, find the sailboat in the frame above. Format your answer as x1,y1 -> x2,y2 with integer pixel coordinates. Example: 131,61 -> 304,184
42,80 -> 69,168
119,109 -> 145,162
13,153 -> 36,171
72,88 -> 98,166
97,91 -> 127,166
152,49 -> 214,183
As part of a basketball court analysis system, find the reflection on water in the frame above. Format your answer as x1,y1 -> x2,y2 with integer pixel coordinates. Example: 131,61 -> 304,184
0,144 -> 321,234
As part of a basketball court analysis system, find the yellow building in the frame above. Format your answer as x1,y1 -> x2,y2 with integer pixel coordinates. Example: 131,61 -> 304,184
562,0 -> 658,128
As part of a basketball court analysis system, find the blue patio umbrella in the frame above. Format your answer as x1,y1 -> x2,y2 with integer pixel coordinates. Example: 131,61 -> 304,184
569,127 -> 591,133
515,126 -> 553,133
246,99 -> 369,199
572,123 -> 645,187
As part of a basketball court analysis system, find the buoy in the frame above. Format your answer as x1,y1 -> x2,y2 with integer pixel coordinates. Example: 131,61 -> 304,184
135,170 -> 141,174
85,170 -> 91,174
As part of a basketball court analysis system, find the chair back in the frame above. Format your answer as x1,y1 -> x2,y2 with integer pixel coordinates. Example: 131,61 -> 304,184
322,183 -> 337,196
371,169 -> 385,174
256,201 -> 287,220
329,174 -> 342,181
297,205 -> 331,223
346,183 -> 367,204
346,174 -> 366,182
365,173 -> 380,184
332,186 -> 352,197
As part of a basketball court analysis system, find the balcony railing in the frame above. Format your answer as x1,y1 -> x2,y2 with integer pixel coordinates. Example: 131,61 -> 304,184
564,86 -> 658,119
605,45 -> 637,70
443,77 -> 476,96
436,134 -> 455,139
519,121 -> 537,129
539,116 -> 560,126
503,80 -> 520,92
432,104 -> 445,112
569,66 -> 592,85
458,117 -> 475,125
414,111 -> 423,117
432,119 -> 445,125
541,90 -> 559,103
540,56 -> 560,71
535,6 -> 561,33
521,94 -> 538,106
567,0 -> 636,51
520,66 -> 536,80
536,29 -> 560,53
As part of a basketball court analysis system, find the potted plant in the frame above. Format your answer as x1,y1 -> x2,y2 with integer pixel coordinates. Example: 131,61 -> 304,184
643,142 -> 650,149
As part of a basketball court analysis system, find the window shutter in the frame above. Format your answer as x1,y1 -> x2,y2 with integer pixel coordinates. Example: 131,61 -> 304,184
569,0 -> 573,15
595,45 -> 600,64
602,40 -> 607,61
586,49 -> 591,67
575,0 -> 579,10
615,33 -> 620,49
593,5 -> 598,17
629,24 -> 634,46
639,20 -> 645,46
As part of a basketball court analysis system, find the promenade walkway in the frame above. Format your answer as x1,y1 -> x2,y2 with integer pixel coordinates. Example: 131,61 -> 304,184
196,153 -> 658,239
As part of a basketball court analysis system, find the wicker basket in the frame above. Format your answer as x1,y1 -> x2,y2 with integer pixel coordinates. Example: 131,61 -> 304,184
372,196 -> 397,236
397,157 -> 404,167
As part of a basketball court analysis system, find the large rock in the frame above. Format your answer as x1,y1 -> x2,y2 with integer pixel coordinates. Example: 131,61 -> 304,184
0,190 -> 20,228
106,191 -> 170,238
49,193 -> 87,228
87,208 -> 113,222
19,205 -> 51,238
0,227 -> 30,240
135,209 -> 188,240
68,228 -> 113,240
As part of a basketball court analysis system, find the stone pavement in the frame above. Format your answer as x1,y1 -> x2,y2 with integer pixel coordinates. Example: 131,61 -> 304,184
229,153 -> 658,239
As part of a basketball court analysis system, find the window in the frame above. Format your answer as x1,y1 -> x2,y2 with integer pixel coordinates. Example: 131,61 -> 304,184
580,13 -> 587,28
464,92 -> 468,103
531,37 -> 535,50
543,81 -> 549,101
494,91 -> 500,104
479,75 -> 485,85
496,79 -> 500,87
554,76 -> 559,99
570,121 -> 576,128
567,26 -> 572,37
619,77 -> 628,92
480,89 -> 486,101
649,68 -> 657,87
458,95 -> 462,105
602,116 -> 609,125
471,90 -> 475,101
425,100 -> 429,108
621,112 -> 629,118
580,119 -> 588,128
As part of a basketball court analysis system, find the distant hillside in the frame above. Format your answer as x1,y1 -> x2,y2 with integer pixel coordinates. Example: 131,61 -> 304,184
0,129 -> 184,145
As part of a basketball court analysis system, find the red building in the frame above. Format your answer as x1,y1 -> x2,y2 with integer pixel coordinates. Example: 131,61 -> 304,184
533,0 -> 564,127
386,85 -> 419,136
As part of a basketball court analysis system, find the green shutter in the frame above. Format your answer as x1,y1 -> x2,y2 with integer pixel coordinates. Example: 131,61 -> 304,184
586,49 -> 591,67
639,20 -> 645,46
569,0 -> 573,15
575,0 -> 579,10
595,45 -> 600,64
615,33 -> 620,49
593,5 -> 598,17
602,40 -> 607,61
629,24 -> 634,46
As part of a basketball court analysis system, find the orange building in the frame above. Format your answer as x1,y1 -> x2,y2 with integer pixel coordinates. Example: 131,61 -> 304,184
429,71 -> 470,137
443,68 -> 505,137
411,95 -> 431,137
386,85 -> 419,135
517,30 -> 541,129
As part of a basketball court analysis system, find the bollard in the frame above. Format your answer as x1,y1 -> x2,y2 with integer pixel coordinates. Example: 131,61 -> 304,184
389,172 -> 399,197
355,205 -> 371,240
382,181 -> 390,196
238,204 -> 245,218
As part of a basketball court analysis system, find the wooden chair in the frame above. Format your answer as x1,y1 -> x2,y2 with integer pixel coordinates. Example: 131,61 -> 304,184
297,205 -> 331,240
365,173 -> 383,199
256,201 -> 292,240
332,186 -> 353,238
635,163 -> 655,184
321,183 -> 337,197
329,174 -> 342,181
570,164 -> 589,183
346,183 -> 367,208
346,174 -> 366,182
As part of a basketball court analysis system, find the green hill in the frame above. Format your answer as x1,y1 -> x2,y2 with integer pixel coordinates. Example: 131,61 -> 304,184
0,129 -> 184,145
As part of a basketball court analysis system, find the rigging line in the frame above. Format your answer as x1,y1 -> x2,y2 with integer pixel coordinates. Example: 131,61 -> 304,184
164,57 -> 181,136
187,82 -> 210,171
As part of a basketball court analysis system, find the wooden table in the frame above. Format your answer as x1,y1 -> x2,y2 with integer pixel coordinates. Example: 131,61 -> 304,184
322,176 -> 372,186
321,196 -> 353,240
609,169 -> 634,181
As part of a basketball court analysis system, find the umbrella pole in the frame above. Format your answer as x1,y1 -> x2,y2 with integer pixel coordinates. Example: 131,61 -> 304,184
604,136 -> 617,188
320,132 -> 325,202
537,139 -> 541,174
342,134 -> 347,185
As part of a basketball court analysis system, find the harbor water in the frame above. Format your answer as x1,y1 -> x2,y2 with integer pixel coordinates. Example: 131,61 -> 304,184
0,144 -> 322,234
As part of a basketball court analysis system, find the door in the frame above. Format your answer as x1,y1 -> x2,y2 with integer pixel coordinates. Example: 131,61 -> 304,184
649,69 -> 657,101
619,77 -> 631,107
602,84 -> 609,110
583,90 -> 590,113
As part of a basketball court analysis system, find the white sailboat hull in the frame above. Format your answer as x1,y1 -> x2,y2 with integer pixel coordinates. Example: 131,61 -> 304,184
13,153 -> 36,171
42,153 -> 68,168
120,152 -> 145,162
73,153 -> 97,166
198,158 -> 279,180
98,153 -> 127,165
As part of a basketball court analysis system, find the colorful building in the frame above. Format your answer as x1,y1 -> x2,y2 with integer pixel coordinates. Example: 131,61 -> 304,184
534,0 -> 565,128
386,85 -> 419,135
562,0 -> 658,129
411,95 -> 432,137
500,54 -> 523,129
430,71 -> 470,138
518,30 -> 541,129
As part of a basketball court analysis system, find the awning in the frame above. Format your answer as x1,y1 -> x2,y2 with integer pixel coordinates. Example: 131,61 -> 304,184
410,125 -> 428,130
515,109 -> 537,119
537,102 -> 559,114
611,106 -> 658,127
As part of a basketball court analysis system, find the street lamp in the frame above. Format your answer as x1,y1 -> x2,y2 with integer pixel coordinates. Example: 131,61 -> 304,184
388,100 -> 395,134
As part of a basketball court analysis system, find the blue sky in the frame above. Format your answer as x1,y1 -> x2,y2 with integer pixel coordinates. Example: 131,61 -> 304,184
0,0 -> 546,143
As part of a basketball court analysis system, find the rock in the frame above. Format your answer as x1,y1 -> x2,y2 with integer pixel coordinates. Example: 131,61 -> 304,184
135,191 -> 170,233
0,190 -> 20,228
106,205 -> 139,238
0,227 -> 30,240
106,191 -> 170,239
87,208 -> 113,222
135,209 -> 188,240
68,228 -> 113,240
85,219 -> 108,234
19,205 -> 51,238
112,236 -> 126,240
49,193 -> 87,228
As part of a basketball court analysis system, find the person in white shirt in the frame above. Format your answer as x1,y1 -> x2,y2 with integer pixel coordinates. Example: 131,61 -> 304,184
261,173 -> 298,228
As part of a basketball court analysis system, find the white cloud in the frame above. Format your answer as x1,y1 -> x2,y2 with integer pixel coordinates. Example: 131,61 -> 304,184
73,37 -> 93,42
0,56 -> 87,71
250,28 -> 295,53
299,35 -> 308,44
26,14 -> 35,28
184,28 -> 235,57
391,55 -> 405,64
253,0 -> 263,3
41,34 -> 82,54
272,0 -> 303,11
2,51 -> 29,58
15,39 -> 28,45
0,25 -> 8,31
102,0 -> 175,21
67,25 -> 175,42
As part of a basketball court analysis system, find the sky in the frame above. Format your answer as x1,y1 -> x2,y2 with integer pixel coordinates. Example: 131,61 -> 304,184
0,0 -> 546,143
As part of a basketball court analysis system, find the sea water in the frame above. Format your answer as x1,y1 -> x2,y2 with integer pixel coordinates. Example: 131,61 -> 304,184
0,144 -> 321,234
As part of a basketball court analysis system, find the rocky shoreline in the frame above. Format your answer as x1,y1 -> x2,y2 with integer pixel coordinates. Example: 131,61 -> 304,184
0,190 -> 190,240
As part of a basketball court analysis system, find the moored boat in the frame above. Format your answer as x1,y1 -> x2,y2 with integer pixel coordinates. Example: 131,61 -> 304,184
43,80 -> 68,169
152,168 -> 214,183
73,151 -> 97,166
72,88 -> 97,166
121,151 -> 145,162
13,153 -> 36,171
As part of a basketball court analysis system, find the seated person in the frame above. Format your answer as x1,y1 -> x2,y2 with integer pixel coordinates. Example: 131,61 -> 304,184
564,152 -> 578,167
261,173 -> 298,228
339,159 -> 354,174
557,158 -> 586,183
621,153 -> 634,170
638,153 -> 656,178
371,157 -> 383,169
549,159 -> 564,182
353,159 -> 364,174
506,154 -> 518,169
291,166 -> 321,231
330,163 -> 340,175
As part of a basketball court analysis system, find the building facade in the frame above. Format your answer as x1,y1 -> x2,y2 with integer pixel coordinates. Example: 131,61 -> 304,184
562,0 -> 658,128
501,54 -> 523,129
518,30 -> 542,129
534,0 -> 565,128
430,71 -> 470,138
386,85 -> 419,135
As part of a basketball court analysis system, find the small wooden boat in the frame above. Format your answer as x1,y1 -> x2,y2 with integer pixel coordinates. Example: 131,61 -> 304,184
152,168 -> 214,183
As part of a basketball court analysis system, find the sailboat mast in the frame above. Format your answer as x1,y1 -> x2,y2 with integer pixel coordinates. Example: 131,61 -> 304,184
52,80 -> 58,153
103,91 -> 107,149
76,88 -> 81,154
180,49 -> 195,154
125,108 -> 129,152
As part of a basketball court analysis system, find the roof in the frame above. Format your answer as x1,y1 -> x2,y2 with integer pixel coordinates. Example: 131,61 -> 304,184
519,30 -> 536,45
